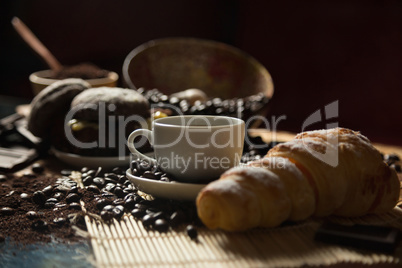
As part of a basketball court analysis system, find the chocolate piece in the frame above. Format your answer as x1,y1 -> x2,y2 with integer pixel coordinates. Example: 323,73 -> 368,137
0,147 -> 38,172
314,222 -> 401,253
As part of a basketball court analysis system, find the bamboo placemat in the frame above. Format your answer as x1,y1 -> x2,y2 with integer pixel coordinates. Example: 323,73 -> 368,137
79,130 -> 402,267
83,206 -> 402,268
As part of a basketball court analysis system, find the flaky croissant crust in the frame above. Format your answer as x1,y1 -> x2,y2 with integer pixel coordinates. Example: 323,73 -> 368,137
196,128 -> 400,231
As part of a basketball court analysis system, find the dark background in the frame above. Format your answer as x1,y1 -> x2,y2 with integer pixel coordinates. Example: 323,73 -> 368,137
1,0 -> 401,145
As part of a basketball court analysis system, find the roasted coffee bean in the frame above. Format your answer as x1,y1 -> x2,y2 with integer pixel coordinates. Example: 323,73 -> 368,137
124,196 -> 136,210
32,191 -> 46,205
100,210 -> 114,221
151,211 -> 166,221
142,214 -> 154,228
115,205 -> 125,212
87,185 -> 101,194
153,172 -> 164,179
131,208 -> 146,218
69,202 -> 81,210
103,205 -> 115,212
86,169 -> 97,177
1,207 -> 15,216
53,217 -> 67,226
113,187 -> 125,198
82,176 -> 93,186
186,225 -> 198,240
26,211 -> 38,219
61,169 -> 73,176
142,171 -> 158,180
66,193 -> 80,203
54,203 -> 67,209
81,167 -> 89,173
20,193 -> 30,200
112,167 -> 124,175
68,186 -> 79,194
105,173 -> 119,181
96,198 -> 112,210
54,184 -> 70,193
118,175 -> 127,184
104,177 -> 116,185
135,203 -> 149,210
170,210 -> 186,227
160,176 -> 170,182
31,163 -> 44,173
44,201 -> 56,208
146,206 -> 161,214
53,192 -> 64,200
124,180 -> 133,186
154,219 -> 169,232
113,198 -> 125,206
121,189 -> 129,196
385,154 -> 400,163
93,177 -> 106,188
133,195 -> 143,203
123,192 -> 135,200
138,161 -> 152,173
104,183 -> 116,192
391,163 -> 402,173
101,192 -> 116,198
112,207 -> 124,219
0,174 -> 7,182
32,220 -> 48,230
0,234 -> 4,242
123,187 -> 135,194
46,198 -> 58,203
131,168 -> 140,176
42,185 -> 54,196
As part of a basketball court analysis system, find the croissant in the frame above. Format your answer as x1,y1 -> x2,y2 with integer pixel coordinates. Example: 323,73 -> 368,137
196,128 -> 400,231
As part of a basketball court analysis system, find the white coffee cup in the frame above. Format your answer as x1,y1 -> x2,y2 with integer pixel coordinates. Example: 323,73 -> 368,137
127,115 -> 245,183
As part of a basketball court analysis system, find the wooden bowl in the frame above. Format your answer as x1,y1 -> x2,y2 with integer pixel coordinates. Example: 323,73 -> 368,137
29,69 -> 119,95
122,38 -> 273,100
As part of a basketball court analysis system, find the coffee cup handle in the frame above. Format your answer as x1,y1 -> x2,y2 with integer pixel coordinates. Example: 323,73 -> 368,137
127,129 -> 157,165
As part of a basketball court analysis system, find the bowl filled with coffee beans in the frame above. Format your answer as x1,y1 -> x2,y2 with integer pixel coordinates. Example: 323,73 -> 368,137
123,38 -> 274,125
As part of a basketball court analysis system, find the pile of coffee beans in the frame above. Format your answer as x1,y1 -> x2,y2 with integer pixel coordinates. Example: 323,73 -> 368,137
130,132 -> 282,184
76,166 -> 202,240
139,88 -> 270,122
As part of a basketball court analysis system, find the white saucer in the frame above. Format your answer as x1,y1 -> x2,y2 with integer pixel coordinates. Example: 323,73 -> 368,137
51,148 -> 130,169
126,169 -> 207,200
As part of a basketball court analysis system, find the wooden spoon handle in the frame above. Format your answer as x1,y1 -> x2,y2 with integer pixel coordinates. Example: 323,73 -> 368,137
12,17 -> 62,71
